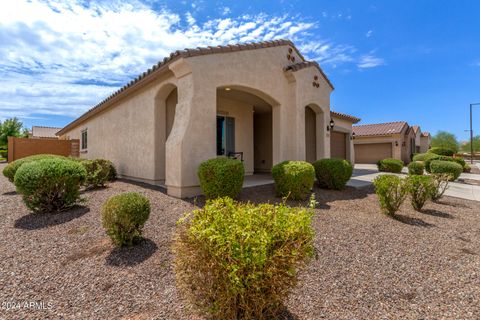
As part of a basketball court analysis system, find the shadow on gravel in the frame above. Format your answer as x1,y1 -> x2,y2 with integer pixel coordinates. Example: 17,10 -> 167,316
2,191 -> 16,196
394,215 -> 434,228
14,206 -> 90,230
105,238 -> 158,267
421,208 -> 453,219
274,306 -> 300,320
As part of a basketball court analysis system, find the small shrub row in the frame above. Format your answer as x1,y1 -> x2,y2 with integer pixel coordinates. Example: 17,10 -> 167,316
430,160 -> 462,181
377,158 -> 404,173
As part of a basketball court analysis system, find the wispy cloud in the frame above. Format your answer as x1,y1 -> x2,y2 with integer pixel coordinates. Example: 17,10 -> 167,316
0,0 -> 382,122
357,54 -> 385,69
365,30 -> 373,38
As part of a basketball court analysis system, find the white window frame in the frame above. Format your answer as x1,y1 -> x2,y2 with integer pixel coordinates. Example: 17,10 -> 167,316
81,129 -> 88,151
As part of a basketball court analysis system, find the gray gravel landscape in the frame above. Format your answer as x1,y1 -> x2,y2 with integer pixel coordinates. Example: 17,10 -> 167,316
1,162 -> 479,320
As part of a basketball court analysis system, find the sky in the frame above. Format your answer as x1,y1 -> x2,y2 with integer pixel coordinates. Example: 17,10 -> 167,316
0,0 -> 479,141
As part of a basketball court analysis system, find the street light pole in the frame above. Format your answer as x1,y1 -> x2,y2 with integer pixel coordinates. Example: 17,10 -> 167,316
470,103 -> 480,164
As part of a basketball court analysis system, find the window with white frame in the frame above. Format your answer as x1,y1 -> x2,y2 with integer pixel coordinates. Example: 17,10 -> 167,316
81,129 -> 88,150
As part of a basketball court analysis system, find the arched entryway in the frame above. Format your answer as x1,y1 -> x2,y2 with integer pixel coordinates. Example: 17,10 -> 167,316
216,86 -> 278,175
305,104 -> 325,163
154,84 -> 177,184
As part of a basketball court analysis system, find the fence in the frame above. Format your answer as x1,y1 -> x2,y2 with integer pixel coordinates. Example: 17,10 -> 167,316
7,137 -> 80,162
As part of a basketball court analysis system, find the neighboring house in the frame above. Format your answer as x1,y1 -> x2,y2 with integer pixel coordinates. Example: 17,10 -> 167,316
411,125 -> 422,153
329,111 -> 360,163
57,39 -> 359,198
420,131 -> 431,153
30,126 -> 62,139
353,121 -> 416,164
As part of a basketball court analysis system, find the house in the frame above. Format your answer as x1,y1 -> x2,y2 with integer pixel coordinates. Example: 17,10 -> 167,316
57,40 -> 358,198
353,121 -> 416,164
30,126 -> 62,139
329,111 -> 360,163
420,131 -> 431,153
411,125 -> 422,153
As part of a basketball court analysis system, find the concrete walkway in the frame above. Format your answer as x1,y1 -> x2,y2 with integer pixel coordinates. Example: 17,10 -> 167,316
349,164 -> 480,202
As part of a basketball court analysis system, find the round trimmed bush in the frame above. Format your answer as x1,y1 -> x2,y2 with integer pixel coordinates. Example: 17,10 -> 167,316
101,192 -> 150,246
313,158 -> 353,190
198,157 -> 244,199
377,158 -> 404,173
408,161 -> 424,175
82,159 -> 112,188
3,154 -> 65,183
0,149 -> 7,158
430,160 -> 462,181
412,153 -> 430,162
428,147 -> 455,156
271,161 -> 315,200
14,158 -> 86,213
173,197 -> 315,319
423,153 -> 442,173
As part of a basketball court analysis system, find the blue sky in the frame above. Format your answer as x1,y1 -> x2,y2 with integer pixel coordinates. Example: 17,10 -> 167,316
0,0 -> 479,141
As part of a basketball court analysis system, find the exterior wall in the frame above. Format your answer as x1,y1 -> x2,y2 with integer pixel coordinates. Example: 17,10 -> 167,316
420,136 -> 431,153
217,97 -> 254,175
331,116 -> 355,163
305,106 -> 317,163
7,136 -> 79,162
254,113 -> 272,172
353,135 -> 402,160
61,72 -> 177,185
402,128 -> 416,163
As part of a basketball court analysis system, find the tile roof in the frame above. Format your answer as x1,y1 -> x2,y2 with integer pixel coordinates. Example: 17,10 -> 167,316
411,125 -> 420,134
353,121 -> 408,137
31,126 -> 62,138
421,132 -> 430,137
330,110 -> 360,123
284,61 -> 334,90
58,39 -> 333,136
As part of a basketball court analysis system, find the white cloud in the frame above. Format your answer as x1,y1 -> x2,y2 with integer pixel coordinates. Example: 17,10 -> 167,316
221,7 -> 231,15
358,54 -> 385,68
0,0 -> 382,122
366,30 -> 373,38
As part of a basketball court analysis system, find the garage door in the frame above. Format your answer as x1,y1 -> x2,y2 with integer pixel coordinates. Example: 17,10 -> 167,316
330,131 -> 347,159
355,143 -> 392,164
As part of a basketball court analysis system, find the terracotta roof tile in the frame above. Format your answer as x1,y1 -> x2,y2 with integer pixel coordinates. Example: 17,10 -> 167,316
59,39 -> 329,136
330,111 -> 360,123
411,125 -> 420,134
353,121 -> 408,137
421,132 -> 430,137
284,61 -> 334,90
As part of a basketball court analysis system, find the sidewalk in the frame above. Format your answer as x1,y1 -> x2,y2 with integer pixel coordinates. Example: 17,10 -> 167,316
349,164 -> 480,202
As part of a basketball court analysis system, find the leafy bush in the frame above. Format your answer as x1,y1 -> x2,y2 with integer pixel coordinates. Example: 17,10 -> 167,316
428,147 -> 455,156
272,161 -> 315,200
373,175 -> 407,216
463,163 -> 471,173
313,158 -> 353,190
406,175 -> 435,211
101,192 -> 150,246
377,158 -> 404,173
107,161 -> 117,181
0,149 -> 7,158
412,153 -> 430,162
3,154 -> 65,182
14,158 -> 86,213
423,153 -> 442,173
198,157 -> 244,199
173,197 -> 315,320
451,157 -> 466,169
431,174 -> 450,201
407,161 -> 424,175
430,160 -> 462,181
81,159 -> 112,188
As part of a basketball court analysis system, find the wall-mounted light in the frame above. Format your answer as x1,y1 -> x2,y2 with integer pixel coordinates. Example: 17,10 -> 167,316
326,119 -> 335,131
395,141 -> 399,147
350,132 -> 356,140
225,87 -> 231,91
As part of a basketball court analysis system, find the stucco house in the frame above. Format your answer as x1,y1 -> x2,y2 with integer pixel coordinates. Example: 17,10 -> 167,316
420,131 -> 431,153
30,126 -> 62,139
57,40 -> 358,198
353,121 -> 416,164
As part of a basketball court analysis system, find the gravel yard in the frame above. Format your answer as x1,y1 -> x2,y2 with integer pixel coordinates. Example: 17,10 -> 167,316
1,162 -> 479,319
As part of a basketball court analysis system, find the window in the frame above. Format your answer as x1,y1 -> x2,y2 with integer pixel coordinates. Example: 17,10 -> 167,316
216,116 -> 235,156
81,129 -> 88,150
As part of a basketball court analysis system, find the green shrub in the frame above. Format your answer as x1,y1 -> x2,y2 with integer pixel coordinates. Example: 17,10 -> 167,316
173,197 -> 315,320
463,163 -> 471,173
198,157 -> 244,199
101,192 -> 150,246
81,159 -> 112,188
0,149 -> 7,158
407,161 -> 424,175
107,161 -> 117,181
3,154 -> 65,183
14,158 -> 86,213
406,175 -> 435,211
373,175 -> 407,216
428,147 -> 455,156
423,153 -> 442,173
313,158 -> 353,190
430,160 -> 462,181
272,161 -> 315,200
451,157 -> 466,169
412,153 -> 430,162
431,174 -> 450,201
377,158 -> 404,173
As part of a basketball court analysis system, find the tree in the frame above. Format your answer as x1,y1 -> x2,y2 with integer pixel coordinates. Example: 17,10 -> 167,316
0,117 -> 25,146
431,131 -> 459,153
461,135 -> 480,153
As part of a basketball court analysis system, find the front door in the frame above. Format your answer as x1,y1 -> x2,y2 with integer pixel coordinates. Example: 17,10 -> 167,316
216,116 -> 235,156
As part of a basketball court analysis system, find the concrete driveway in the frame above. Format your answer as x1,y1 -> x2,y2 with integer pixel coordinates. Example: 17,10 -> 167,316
349,164 -> 480,202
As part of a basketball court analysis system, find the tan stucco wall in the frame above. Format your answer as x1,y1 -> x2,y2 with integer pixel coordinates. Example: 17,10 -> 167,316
305,106 -> 317,163
330,115 -> 355,163
420,136 -> 431,153
254,113 -> 273,172
217,97 -> 254,175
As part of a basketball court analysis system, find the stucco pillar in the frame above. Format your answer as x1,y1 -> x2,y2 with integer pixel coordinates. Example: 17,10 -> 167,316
165,60 -> 216,198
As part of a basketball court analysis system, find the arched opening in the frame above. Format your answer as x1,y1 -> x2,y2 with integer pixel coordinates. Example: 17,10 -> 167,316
305,103 -> 325,162
216,86 -> 277,176
154,84 -> 177,184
